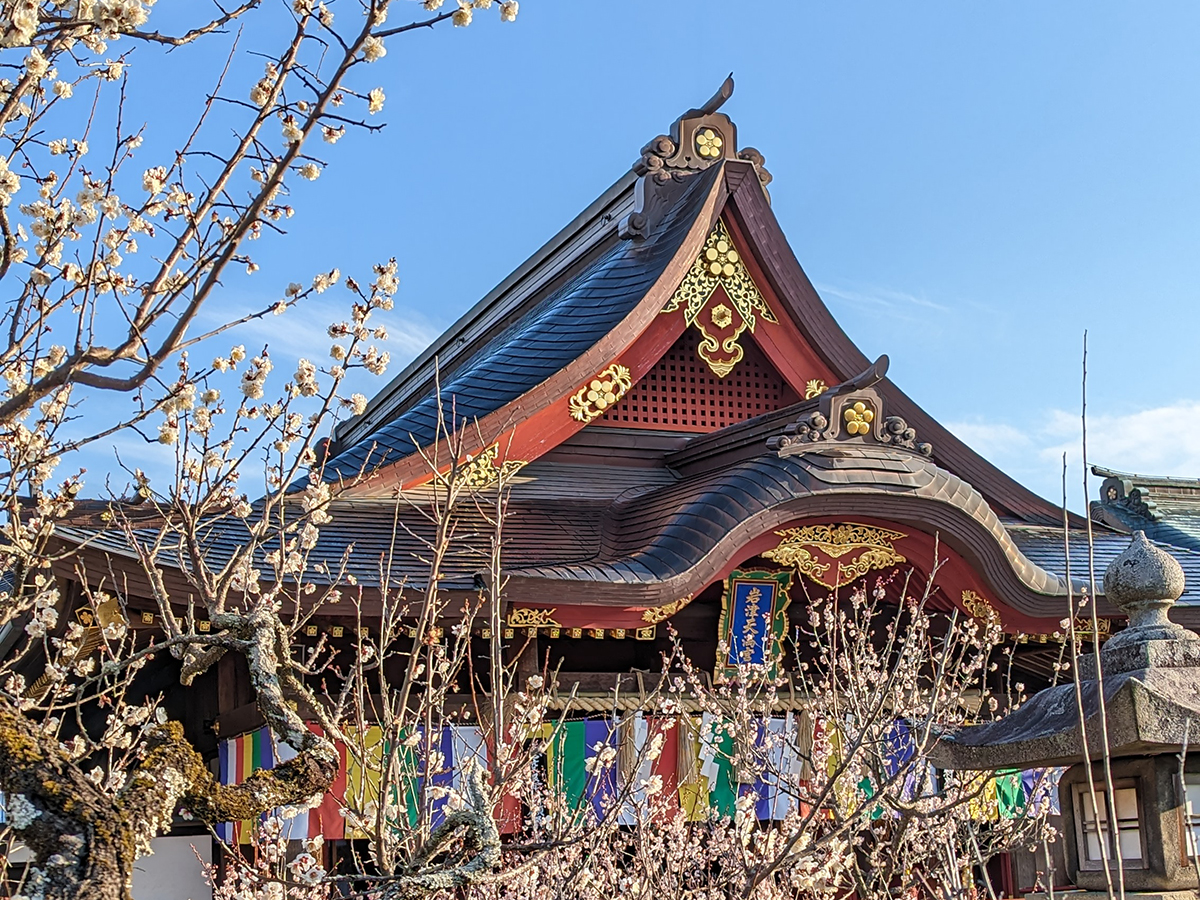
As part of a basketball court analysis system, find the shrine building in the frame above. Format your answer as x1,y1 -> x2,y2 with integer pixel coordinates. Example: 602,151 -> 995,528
39,77 -> 1200,896
301,76 -> 1199,679
53,77 -> 1200,711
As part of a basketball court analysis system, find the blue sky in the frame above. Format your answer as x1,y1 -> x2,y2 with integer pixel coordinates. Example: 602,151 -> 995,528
78,1 -> 1200,510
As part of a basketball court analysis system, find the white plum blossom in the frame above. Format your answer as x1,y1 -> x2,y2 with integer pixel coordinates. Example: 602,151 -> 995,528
361,35 -> 386,62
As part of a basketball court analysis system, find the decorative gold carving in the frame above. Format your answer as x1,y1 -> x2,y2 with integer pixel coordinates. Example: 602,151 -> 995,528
842,400 -> 875,436
660,218 -> 778,379
568,363 -> 634,423
1071,616 -> 1112,641
612,628 -> 627,640
589,628 -> 605,640
459,443 -> 527,490
804,379 -> 827,400
641,594 -> 694,624
697,324 -> 747,378
568,627 -> 583,639
506,607 -> 561,629
695,127 -> 724,159
961,590 -> 1000,629
634,626 -> 656,641
764,523 -> 907,590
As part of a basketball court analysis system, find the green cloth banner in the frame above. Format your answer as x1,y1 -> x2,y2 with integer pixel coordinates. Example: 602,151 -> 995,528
547,720 -> 589,812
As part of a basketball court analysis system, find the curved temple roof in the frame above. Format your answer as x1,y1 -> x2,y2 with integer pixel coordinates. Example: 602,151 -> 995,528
319,167 -> 722,483
53,80 -> 1200,639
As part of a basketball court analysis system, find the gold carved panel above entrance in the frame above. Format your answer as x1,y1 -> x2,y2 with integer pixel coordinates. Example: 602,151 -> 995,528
762,522 -> 907,590
660,218 -> 778,379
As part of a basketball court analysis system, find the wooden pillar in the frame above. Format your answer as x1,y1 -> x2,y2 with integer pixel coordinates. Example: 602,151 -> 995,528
504,630 -> 539,688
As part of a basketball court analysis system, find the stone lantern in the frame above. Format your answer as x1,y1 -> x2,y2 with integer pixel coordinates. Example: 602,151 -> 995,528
936,532 -> 1200,898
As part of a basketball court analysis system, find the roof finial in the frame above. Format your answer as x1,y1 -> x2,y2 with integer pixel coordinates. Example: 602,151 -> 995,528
684,74 -> 734,119
620,75 -> 771,241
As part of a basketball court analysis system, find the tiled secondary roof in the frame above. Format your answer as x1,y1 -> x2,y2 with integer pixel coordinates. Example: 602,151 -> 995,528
503,444 -> 1076,616
1008,524 -> 1200,608
56,448 -> 1200,633
319,167 -> 721,484
1090,465 -> 1200,553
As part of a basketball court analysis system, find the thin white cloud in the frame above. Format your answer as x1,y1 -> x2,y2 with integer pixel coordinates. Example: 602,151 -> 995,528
948,400 -> 1200,509
816,282 -> 950,316
941,420 -> 1033,455
1039,401 -> 1200,478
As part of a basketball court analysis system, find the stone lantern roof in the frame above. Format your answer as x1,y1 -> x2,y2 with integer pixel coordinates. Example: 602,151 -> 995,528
935,531 -> 1200,770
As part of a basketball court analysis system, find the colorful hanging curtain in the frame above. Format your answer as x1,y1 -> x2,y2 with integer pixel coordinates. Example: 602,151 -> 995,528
218,723 -> 502,842
615,714 -> 683,825
216,727 -> 275,844
698,714 -> 738,819
995,769 -> 1024,819
753,714 -> 806,821
543,718 -> 620,822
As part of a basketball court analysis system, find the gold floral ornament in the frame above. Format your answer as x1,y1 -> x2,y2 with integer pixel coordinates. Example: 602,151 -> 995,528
804,379 -> 827,400
960,590 -> 1001,630
568,363 -> 633,423
763,522 -> 907,590
705,241 -> 739,278
695,127 -> 723,159
661,219 -> 778,378
458,443 -> 527,490
843,400 -> 874,436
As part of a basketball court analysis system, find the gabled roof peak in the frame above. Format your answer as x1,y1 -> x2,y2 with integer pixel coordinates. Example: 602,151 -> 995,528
619,75 -> 772,241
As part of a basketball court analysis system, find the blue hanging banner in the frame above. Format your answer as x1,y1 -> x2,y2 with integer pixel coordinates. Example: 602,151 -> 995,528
717,569 -> 792,678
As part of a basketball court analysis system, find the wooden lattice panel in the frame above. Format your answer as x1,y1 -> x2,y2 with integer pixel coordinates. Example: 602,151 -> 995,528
595,329 -> 799,433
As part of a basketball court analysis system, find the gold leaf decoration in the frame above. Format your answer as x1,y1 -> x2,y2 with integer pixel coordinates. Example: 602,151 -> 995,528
764,523 -> 907,590
568,363 -> 634,423
804,379 -> 827,400
960,590 -> 1000,629
506,607 -> 562,629
660,218 -> 777,379
641,594 -> 695,624
458,443 -> 527,490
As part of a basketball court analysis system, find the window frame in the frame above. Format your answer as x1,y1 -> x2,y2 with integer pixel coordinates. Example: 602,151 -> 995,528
1072,779 -> 1146,870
